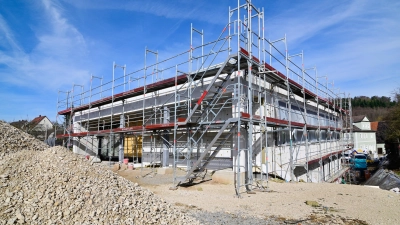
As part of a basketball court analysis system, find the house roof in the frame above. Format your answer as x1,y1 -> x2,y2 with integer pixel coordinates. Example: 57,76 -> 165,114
353,115 -> 368,123
30,115 -> 48,129
353,125 -> 375,133
370,121 -> 379,131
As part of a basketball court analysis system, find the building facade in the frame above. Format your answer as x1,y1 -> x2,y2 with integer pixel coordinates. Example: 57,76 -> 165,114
56,0 -> 353,195
352,116 -> 377,155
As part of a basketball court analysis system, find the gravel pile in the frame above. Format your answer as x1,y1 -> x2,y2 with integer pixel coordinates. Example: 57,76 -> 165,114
0,120 -> 49,156
0,121 -> 200,225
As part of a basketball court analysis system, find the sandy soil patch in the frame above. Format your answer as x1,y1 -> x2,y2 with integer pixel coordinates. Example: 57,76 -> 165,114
113,167 -> 400,225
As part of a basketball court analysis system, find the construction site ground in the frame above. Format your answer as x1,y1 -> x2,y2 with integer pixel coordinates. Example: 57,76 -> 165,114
111,165 -> 400,225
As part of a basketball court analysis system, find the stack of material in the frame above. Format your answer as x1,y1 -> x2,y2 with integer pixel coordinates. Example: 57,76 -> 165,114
0,121 -> 199,224
0,121 -> 49,155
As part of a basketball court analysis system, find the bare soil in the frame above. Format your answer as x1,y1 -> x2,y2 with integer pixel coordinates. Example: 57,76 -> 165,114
112,166 -> 400,225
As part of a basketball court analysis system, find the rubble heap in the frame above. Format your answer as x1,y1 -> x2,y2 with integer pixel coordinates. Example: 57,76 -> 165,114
0,121 -> 199,224
0,120 -> 49,156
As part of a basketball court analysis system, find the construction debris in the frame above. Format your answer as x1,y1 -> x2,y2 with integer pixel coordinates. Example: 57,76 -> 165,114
0,121 -> 199,224
0,120 -> 49,155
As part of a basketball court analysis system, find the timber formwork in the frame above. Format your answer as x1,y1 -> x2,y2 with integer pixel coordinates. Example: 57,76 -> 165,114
56,0 -> 353,196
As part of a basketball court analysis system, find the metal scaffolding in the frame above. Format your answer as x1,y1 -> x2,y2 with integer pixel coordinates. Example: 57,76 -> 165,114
56,0 -> 353,197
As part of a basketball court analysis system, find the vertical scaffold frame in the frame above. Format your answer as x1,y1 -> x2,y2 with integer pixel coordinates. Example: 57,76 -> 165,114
55,0 -> 353,197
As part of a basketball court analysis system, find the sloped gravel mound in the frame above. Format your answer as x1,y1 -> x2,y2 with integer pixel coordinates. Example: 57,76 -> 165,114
0,144 -> 199,224
0,121 -> 49,155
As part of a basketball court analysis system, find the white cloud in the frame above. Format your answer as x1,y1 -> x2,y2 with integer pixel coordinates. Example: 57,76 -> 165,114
266,1 -> 364,47
0,0 -> 90,91
0,15 -> 23,53
263,0 -> 400,98
61,0 -> 226,24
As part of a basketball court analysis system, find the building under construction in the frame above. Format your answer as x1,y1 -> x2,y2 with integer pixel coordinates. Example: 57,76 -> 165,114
56,0 -> 353,195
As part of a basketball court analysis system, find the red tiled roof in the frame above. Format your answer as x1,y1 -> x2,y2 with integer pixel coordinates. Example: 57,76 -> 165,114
370,121 -> 379,131
30,115 -> 46,128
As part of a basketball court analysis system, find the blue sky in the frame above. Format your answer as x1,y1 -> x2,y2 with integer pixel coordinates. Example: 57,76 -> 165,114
0,0 -> 399,122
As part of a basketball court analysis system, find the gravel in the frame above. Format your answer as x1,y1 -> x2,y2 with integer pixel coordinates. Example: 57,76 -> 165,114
0,120 -> 49,155
2,120 -> 399,225
0,121 -> 200,224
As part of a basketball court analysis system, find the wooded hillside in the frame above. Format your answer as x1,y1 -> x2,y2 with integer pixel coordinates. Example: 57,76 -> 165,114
351,96 -> 396,121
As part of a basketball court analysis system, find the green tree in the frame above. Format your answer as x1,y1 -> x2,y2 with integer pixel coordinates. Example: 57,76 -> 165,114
383,88 -> 400,169
386,104 -> 400,142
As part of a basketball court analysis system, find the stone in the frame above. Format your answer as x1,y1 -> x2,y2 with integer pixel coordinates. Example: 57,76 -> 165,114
15,211 -> 24,222
7,217 -> 16,225
6,191 -> 13,197
4,208 -> 13,214
64,210 -> 71,216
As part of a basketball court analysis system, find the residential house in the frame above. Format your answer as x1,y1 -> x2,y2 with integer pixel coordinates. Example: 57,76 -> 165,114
30,115 -> 53,131
352,115 -> 377,156
29,115 -> 53,140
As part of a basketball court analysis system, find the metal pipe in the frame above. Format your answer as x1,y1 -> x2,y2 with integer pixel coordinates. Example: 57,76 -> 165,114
283,34 -> 295,181
236,0 -> 241,196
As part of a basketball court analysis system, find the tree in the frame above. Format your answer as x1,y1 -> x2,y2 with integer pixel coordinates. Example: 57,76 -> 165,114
392,88 -> 400,103
386,104 -> 400,142
383,88 -> 400,169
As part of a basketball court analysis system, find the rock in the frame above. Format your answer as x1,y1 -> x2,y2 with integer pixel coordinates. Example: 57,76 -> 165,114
4,208 -> 13,214
64,209 -> 70,216
15,211 -> 24,222
6,191 -> 13,197
7,217 -> 16,225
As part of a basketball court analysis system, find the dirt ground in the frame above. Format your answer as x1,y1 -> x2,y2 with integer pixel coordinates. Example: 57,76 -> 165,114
110,166 -> 400,225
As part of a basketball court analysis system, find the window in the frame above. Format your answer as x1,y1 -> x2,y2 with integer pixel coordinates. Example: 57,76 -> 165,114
277,129 -> 290,146
320,130 -> 327,141
293,129 -> 302,143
